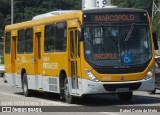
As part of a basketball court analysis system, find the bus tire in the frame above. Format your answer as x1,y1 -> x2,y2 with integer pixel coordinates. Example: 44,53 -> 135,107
22,73 -> 31,97
3,78 -> 7,83
0,72 -> 4,77
3,75 -> 7,83
64,77 -> 74,104
148,89 -> 156,94
118,92 -> 133,102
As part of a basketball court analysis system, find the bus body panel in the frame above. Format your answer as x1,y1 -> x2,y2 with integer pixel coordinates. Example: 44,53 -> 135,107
80,77 -> 155,95
4,9 -> 155,98
81,51 -> 155,82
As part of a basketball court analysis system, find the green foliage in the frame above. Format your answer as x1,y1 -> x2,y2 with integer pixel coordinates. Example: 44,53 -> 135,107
152,14 -> 160,40
113,0 -> 152,14
152,0 -> 160,40
0,0 -> 159,39
0,56 -> 4,64
0,0 -> 81,37
113,0 -> 160,40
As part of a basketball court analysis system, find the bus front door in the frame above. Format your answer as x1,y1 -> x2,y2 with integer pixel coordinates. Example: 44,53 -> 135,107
69,29 -> 79,94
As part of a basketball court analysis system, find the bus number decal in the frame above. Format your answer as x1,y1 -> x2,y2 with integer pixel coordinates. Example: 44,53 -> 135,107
42,56 -> 58,70
21,56 -> 26,63
43,56 -> 50,62
43,62 -> 59,70
102,76 -> 112,81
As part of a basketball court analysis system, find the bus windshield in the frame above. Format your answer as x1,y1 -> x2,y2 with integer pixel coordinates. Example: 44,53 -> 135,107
84,24 -> 152,67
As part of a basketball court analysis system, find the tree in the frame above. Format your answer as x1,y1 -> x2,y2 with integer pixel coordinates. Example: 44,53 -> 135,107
0,0 -> 157,37
152,0 -> 160,40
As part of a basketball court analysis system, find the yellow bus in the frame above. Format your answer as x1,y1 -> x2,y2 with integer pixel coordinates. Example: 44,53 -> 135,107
4,8 -> 157,103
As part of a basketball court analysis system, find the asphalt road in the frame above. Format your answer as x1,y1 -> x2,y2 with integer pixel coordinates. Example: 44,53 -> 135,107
0,77 -> 160,115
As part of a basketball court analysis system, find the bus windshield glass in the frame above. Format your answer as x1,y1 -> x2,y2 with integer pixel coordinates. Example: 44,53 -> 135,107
84,24 -> 152,67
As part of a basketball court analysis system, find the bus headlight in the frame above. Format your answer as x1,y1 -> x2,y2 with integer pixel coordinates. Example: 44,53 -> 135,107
84,68 -> 99,82
145,66 -> 155,80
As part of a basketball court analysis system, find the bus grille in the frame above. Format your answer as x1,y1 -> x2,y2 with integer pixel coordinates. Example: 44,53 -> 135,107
103,82 -> 142,92
94,67 -> 146,74
49,78 -> 58,92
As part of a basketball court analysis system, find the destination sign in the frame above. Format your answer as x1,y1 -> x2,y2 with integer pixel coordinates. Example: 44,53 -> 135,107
83,13 -> 148,23
95,14 -> 135,22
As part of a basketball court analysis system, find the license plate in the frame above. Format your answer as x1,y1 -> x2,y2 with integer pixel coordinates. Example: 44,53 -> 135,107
116,88 -> 129,92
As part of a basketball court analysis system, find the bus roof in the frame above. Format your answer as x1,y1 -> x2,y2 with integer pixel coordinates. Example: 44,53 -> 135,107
5,8 -> 148,32
83,8 -> 147,13
32,10 -> 76,20
5,10 -> 82,32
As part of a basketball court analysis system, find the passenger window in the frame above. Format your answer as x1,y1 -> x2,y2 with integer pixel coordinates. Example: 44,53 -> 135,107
44,22 -> 67,52
44,24 -> 56,52
5,32 -> 11,54
18,29 -> 25,54
25,28 -> 33,53
55,22 -> 67,52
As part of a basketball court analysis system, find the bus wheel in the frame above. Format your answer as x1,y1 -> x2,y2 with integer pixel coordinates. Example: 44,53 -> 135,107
64,77 -> 74,104
118,92 -> 133,102
0,72 -> 4,77
148,89 -> 156,94
3,75 -> 7,83
22,73 -> 31,97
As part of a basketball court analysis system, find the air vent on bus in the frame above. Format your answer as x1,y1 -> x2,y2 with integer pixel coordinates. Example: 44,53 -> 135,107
49,78 -> 58,92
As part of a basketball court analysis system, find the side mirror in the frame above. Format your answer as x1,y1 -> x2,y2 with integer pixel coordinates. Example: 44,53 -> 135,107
152,33 -> 159,50
78,29 -> 82,41
80,27 -> 84,41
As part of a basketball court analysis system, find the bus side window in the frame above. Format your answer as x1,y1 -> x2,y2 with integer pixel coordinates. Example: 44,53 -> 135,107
5,32 -> 11,54
18,29 -> 25,54
55,22 -> 67,52
44,24 -> 56,52
25,28 -> 33,53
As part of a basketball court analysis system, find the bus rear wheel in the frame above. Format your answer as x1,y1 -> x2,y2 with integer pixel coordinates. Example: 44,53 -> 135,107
22,73 -> 31,97
118,92 -> 133,102
64,77 -> 74,104
3,74 -> 7,83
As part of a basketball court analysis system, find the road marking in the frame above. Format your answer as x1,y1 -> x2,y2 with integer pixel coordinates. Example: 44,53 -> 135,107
0,92 -> 71,106
37,98 -> 72,106
0,92 -> 22,97
100,112 -> 120,115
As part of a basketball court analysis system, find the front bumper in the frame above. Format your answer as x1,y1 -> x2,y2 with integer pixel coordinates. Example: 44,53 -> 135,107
81,76 -> 155,95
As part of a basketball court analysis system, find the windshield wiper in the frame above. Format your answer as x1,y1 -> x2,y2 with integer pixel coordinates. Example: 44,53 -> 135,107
124,23 -> 135,42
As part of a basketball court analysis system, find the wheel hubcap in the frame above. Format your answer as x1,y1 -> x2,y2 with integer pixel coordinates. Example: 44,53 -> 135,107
64,80 -> 70,98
